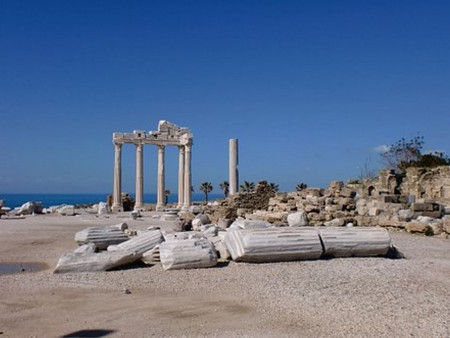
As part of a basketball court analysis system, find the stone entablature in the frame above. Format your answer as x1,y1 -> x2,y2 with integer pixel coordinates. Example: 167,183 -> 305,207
112,120 -> 193,212
113,121 -> 192,146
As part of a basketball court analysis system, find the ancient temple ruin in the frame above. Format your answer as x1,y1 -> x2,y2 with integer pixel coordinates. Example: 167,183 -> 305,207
112,120 -> 193,212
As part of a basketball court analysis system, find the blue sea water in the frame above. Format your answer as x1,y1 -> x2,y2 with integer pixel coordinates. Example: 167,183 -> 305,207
0,193 -> 224,208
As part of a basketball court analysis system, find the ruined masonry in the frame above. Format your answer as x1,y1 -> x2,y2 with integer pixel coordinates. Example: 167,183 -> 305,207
112,120 -> 193,212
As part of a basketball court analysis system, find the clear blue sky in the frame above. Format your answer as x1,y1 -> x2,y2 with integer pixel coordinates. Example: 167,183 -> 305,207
1,0 -> 449,194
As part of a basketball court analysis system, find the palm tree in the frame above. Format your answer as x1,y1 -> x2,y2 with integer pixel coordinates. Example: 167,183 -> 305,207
219,181 -> 230,197
269,182 -> 279,193
164,190 -> 171,204
296,183 -> 308,191
240,181 -> 255,193
199,182 -> 213,204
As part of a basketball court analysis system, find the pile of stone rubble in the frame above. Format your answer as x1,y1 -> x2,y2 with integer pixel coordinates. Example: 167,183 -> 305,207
206,180 -> 450,237
54,216 -> 395,273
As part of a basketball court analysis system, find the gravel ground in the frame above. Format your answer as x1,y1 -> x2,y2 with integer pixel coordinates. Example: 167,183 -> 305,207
0,213 -> 449,337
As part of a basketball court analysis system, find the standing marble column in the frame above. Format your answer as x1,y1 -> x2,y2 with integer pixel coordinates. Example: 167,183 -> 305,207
183,143 -> 192,209
229,139 -> 239,195
112,142 -> 123,212
177,145 -> 185,208
134,143 -> 144,210
156,145 -> 165,211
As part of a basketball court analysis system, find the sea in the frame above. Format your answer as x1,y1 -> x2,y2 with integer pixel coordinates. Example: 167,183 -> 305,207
0,193 -> 224,209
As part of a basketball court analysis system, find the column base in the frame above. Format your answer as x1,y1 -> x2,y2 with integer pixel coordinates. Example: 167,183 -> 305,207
111,204 -> 122,213
134,204 -> 144,212
156,204 -> 165,212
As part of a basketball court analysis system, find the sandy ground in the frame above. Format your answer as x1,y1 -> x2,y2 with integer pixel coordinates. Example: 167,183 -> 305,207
0,212 -> 449,338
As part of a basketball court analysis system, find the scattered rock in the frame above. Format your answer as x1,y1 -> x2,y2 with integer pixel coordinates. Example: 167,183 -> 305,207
159,238 -> 218,270
224,228 -> 323,263
54,250 -> 139,273
287,211 -> 308,227
229,219 -> 271,230
75,226 -> 129,250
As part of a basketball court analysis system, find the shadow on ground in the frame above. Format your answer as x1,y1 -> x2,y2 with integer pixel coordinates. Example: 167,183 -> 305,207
60,329 -> 115,337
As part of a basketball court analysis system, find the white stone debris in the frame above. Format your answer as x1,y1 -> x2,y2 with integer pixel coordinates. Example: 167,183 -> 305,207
229,219 -> 271,230
287,211 -> 308,226
75,226 -> 129,250
54,250 -> 139,273
107,230 -> 163,256
224,228 -> 323,263
56,205 -> 75,216
74,243 -> 97,254
97,202 -> 108,215
163,231 -> 205,241
192,214 -> 211,230
318,227 -> 391,258
209,235 -> 231,261
200,224 -> 218,238
141,244 -> 161,265
10,201 -> 43,215
159,238 -> 218,270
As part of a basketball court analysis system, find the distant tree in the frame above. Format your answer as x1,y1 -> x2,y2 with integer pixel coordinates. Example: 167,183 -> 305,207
164,190 -> 171,204
199,182 -> 213,204
268,182 -> 279,193
380,135 -> 424,173
380,135 -> 449,173
219,181 -> 230,197
240,181 -> 255,193
410,152 -> 449,168
296,183 -> 308,191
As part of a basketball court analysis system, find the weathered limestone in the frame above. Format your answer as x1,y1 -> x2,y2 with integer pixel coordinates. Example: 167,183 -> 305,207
224,228 -> 323,262
229,139 -> 239,195
318,227 -> 391,258
56,205 -> 75,216
229,219 -> 271,230
183,143 -> 192,210
177,145 -> 185,208
156,145 -> 165,211
405,222 -> 433,234
112,142 -> 123,212
209,235 -> 231,261
112,121 -> 193,212
74,243 -> 97,254
159,238 -> 218,270
134,143 -> 144,210
98,202 -> 108,215
107,230 -> 163,256
192,214 -> 211,230
142,245 -> 161,265
54,250 -> 138,273
287,211 -> 308,226
200,224 -> 218,238
75,226 -> 129,250
10,201 -> 44,215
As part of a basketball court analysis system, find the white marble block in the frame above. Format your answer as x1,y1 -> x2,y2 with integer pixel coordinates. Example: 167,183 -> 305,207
318,227 -> 391,258
159,238 -> 217,270
107,230 -> 163,256
224,228 -> 323,262
75,226 -> 129,250
54,250 -> 139,273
